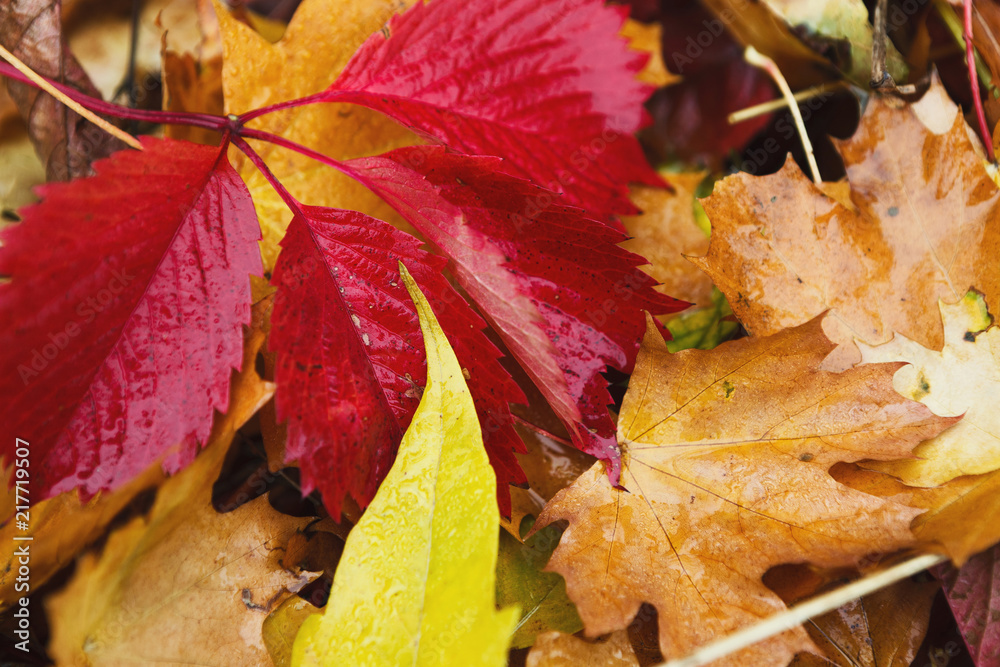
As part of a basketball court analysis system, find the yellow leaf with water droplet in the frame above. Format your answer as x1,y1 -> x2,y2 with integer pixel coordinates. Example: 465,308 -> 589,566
291,262 -> 518,667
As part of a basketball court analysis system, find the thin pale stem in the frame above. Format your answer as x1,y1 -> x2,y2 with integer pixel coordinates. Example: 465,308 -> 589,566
744,46 -> 822,184
658,553 -> 947,667
230,134 -> 305,219
964,0 -> 996,162
728,83 -> 845,125
0,61 -> 228,131
0,43 -> 143,150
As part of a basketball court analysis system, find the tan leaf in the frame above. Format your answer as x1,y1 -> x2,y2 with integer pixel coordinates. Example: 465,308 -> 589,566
162,0 -> 225,146
788,578 -> 938,667
526,630 -> 639,667
858,291 -> 1000,486
834,464 -> 1000,566
619,20 -> 677,89
621,173 -> 713,313
693,81 -> 1000,370
535,315 -> 954,665
501,420 -> 594,542
0,461 -> 164,612
45,298 -> 313,666
0,83 -> 43,217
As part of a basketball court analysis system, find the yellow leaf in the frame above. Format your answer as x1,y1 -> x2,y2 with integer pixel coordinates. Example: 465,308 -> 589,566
619,20 -> 677,88
291,263 -> 518,667
859,291 -> 1000,486
265,596 -> 322,667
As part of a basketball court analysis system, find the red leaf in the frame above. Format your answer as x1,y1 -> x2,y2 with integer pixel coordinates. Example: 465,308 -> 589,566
0,137 -> 262,499
270,206 -> 527,518
936,544 -> 1000,665
343,147 -> 687,483
324,0 -> 660,224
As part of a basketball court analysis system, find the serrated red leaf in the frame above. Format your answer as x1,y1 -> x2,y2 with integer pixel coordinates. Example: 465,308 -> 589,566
270,206 -> 526,518
342,147 -> 687,483
0,137 -> 261,499
936,544 -> 1000,666
323,0 -> 660,224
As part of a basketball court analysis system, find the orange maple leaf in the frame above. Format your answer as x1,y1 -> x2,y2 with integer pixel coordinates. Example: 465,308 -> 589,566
534,315 -> 955,665
692,83 -> 1000,370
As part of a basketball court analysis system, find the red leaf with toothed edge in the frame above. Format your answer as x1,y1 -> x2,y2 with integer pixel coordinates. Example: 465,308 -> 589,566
270,206 -> 527,518
0,136 -> 262,500
342,147 -> 687,484
323,0 -> 660,225
935,544 -> 1000,665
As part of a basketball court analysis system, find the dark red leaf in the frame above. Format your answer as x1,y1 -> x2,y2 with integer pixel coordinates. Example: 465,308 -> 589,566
936,544 -> 1000,666
270,206 -> 526,518
0,137 -> 261,499
323,0 -> 660,225
342,147 -> 687,483
643,0 -> 774,170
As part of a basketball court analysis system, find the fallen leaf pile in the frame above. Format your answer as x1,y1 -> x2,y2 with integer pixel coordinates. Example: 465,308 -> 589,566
3,0 -> 1000,665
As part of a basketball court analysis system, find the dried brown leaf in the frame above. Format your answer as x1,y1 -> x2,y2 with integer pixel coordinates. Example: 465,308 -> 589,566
621,173 -> 713,314
694,82 -> 1000,370
0,0 -> 123,180
45,299 -> 312,666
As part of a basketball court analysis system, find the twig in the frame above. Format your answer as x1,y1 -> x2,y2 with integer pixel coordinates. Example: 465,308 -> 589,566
658,553 -> 947,667
744,46 -> 822,184
728,83 -> 844,125
872,0 -> 894,89
124,0 -> 141,107
0,42 -> 143,151
963,0 -> 996,162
